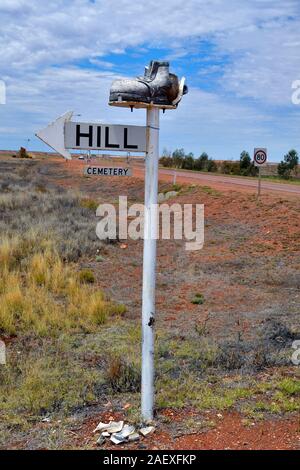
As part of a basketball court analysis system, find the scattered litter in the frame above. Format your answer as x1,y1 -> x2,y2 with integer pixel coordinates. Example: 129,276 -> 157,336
120,244 -> 128,249
96,434 -> 106,446
94,421 -> 155,446
93,420 -> 124,434
93,422 -> 110,433
140,426 -> 155,437
117,424 -> 135,439
109,424 -> 135,445
110,434 -> 125,445
123,403 -> 131,410
107,421 -> 124,434
128,432 -> 140,442
41,417 -> 51,423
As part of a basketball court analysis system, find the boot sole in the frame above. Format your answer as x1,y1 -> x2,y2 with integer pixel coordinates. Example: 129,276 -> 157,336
109,92 -> 171,106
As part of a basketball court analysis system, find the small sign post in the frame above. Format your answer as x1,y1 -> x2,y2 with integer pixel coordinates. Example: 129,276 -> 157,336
0,340 -> 6,365
173,169 -> 177,185
254,148 -> 267,199
84,166 -> 132,177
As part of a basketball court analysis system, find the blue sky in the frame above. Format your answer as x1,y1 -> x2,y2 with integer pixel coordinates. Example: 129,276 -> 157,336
0,0 -> 300,161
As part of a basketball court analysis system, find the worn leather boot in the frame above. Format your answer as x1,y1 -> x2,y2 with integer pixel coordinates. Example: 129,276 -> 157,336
109,60 -> 188,106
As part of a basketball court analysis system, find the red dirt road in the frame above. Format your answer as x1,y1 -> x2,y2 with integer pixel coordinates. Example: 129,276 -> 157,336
131,163 -> 300,196
3,151 -> 299,195
59,157 -> 300,195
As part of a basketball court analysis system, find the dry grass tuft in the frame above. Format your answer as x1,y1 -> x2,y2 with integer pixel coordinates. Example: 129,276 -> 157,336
0,235 -> 125,337
106,354 -> 141,393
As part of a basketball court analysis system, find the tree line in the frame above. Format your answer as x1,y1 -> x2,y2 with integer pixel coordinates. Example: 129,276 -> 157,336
160,148 -> 299,179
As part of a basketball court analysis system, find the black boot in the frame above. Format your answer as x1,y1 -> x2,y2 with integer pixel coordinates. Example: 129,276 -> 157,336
109,60 -> 188,107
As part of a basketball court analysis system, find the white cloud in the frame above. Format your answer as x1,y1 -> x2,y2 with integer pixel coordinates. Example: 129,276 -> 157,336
0,0 -> 300,159
0,0 -> 298,74
161,87 -> 300,159
220,18 -> 300,104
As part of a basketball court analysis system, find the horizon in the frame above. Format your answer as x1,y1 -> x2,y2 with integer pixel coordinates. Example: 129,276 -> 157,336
0,148 -> 288,166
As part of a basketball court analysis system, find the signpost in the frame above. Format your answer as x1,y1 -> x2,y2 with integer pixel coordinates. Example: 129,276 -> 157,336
36,63 -> 187,423
141,106 -> 159,422
254,148 -> 267,199
36,112 -> 146,159
108,100 -> 184,422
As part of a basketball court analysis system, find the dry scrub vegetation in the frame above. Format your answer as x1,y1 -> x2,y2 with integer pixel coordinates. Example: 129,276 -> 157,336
0,160 -> 127,444
0,160 -> 101,262
0,235 -> 124,336
0,159 -> 299,449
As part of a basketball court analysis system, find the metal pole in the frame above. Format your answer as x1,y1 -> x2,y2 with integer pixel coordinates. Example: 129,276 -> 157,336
141,106 -> 159,422
258,166 -> 261,199
173,170 -> 177,186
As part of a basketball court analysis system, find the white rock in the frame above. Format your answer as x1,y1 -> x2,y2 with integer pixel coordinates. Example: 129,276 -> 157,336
164,191 -> 178,200
158,193 -> 165,203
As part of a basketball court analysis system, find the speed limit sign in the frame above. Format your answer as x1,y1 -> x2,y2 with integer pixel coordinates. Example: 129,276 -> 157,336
254,148 -> 267,166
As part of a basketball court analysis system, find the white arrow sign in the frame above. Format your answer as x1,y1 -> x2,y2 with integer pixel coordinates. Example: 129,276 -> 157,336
36,111 -> 74,160
36,112 -> 147,159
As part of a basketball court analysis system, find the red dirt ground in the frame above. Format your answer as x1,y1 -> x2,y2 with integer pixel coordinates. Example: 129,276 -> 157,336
59,409 -> 299,450
38,156 -> 300,451
2,155 -> 299,450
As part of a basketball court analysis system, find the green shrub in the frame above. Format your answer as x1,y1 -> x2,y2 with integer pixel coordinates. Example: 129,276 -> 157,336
80,198 -> 98,211
159,156 -> 173,167
79,269 -> 95,284
207,159 -> 217,172
191,293 -> 205,305
278,149 -> 298,179
277,378 -> 300,396
18,147 -> 31,159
